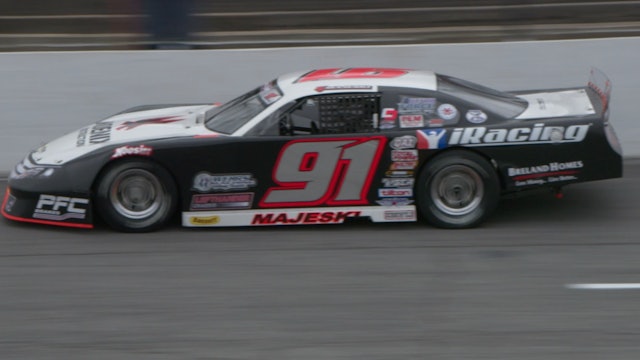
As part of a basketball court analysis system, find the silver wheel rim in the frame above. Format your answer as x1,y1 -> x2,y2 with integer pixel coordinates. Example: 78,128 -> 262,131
430,164 -> 483,216
109,169 -> 164,220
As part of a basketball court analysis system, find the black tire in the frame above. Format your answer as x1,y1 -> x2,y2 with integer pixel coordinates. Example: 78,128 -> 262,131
416,150 -> 500,228
95,160 -> 178,232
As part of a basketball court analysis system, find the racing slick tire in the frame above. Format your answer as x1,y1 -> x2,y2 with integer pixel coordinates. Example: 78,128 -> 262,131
95,160 -> 178,232
416,150 -> 500,229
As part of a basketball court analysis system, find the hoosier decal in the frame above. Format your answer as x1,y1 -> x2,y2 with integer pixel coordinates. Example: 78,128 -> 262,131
111,145 -> 153,159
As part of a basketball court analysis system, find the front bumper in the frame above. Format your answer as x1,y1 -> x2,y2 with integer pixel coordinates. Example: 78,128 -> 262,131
2,186 -> 93,229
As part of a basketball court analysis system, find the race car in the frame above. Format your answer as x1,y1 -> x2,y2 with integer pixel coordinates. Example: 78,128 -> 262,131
1,67 -> 622,232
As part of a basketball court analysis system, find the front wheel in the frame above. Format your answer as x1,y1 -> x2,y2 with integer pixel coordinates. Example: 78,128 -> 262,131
416,151 -> 500,228
95,160 -> 177,232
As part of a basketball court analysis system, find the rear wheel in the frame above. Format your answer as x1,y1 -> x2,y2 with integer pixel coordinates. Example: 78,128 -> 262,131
95,160 -> 177,232
416,151 -> 499,228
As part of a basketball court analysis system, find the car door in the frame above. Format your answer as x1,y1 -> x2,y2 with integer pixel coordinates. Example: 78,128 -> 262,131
245,92 -> 390,212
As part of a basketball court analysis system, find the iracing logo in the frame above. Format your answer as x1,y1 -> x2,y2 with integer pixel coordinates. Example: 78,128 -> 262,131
448,123 -> 590,146
417,129 -> 447,150
416,123 -> 590,149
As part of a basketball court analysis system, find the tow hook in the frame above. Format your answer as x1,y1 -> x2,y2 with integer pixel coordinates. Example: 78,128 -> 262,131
553,187 -> 564,199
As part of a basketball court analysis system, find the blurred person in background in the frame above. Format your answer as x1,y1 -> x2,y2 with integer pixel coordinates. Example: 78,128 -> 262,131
144,0 -> 193,49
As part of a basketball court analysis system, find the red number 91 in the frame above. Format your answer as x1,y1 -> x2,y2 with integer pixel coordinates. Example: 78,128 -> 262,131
260,137 -> 386,207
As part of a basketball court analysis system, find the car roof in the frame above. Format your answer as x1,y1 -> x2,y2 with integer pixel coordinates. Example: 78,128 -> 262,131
276,68 -> 438,95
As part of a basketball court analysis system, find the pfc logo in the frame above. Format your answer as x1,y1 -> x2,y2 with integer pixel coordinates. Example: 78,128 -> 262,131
34,194 -> 89,221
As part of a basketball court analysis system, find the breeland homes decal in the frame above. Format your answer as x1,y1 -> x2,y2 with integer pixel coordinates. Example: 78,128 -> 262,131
508,160 -> 584,186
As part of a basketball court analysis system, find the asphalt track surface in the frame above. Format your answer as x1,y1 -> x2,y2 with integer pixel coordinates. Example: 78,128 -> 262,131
2,161 -> 640,359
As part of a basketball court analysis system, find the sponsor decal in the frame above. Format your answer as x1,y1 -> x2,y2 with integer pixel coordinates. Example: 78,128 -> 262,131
260,90 -> 281,104
298,68 -> 407,83
315,85 -> 373,93
76,127 -> 88,147
417,129 -> 448,150
5,194 -> 16,213
437,104 -> 458,121
190,193 -> 254,210
111,145 -> 153,159
466,110 -> 488,124
390,161 -> 417,170
259,82 -> 282,104
381,108 -> 398,121
379,188 -> 413,197
193,173 -> 257,192
189,215 -> 220,225
428,119 -> 444,127
390,135 -> 417,150
77,122 -> 112,145
116,116 -> 182,131
508,161 -> 584,178
33,194 -> 89,221
382,178 -> 414,188
399,115 -> 425,128
384,209 -> 416,221
385,170 -> 414,178
251,211 -> 361,225
391,149 -> 418,162
508,161 -> 583,186
376,198 -> 414,206
380,108 -> 398,129
398,97 -> 436,114
448,123 -> 590,146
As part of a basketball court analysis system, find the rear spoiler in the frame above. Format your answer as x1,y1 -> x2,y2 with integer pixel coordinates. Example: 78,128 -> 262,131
587,68 -> 612,111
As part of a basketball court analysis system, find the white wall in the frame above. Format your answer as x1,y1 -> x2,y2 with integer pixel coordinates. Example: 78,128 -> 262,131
1,37 -> 638,172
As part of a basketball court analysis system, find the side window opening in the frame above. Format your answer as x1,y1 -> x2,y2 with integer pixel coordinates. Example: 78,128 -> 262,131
283,93 -> 380,135
315,94 -> 380,134
247,93 -> 382,136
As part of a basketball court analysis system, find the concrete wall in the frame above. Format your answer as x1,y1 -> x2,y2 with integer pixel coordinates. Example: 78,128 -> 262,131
1,37 -> 638,172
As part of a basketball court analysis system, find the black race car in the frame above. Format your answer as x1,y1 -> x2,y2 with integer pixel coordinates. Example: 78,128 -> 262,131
2,68 -> 622,231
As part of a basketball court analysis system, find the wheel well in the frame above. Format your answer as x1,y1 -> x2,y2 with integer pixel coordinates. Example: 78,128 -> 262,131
418,147 -> 505,191
91,157 -> 182,212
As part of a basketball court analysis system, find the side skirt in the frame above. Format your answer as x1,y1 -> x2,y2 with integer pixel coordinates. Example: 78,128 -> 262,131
182,206 -> 417,227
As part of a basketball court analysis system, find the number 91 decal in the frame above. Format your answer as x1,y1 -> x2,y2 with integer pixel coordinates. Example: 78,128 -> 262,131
260,136 -> 387,208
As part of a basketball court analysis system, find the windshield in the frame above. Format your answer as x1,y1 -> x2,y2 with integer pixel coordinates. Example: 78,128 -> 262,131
437,75 -> 527,118
205,80 -> 282,134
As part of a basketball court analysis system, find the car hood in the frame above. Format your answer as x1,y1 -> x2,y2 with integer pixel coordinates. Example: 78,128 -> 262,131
515,89 -> 596,120
31,104 -> 220,166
